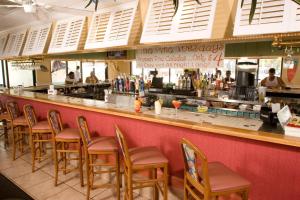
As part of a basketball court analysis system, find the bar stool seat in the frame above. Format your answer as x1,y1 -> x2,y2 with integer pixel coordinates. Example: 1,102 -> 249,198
55,128 -> 80,140
13,116 -> 27,126
129,146 -> 168,166
32,120 -> 51,131
0,111 -> 10,120
87,137 -> 118,153
203,162 -> 250,193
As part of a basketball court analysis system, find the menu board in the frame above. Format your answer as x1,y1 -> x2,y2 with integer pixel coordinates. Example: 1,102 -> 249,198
136,43 -> 224,69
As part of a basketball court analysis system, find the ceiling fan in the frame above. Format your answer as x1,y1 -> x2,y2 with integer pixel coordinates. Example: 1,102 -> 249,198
0,0 -> 93,19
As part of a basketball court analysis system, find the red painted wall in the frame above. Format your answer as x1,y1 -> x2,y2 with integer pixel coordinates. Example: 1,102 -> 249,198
3,96 -> 300,200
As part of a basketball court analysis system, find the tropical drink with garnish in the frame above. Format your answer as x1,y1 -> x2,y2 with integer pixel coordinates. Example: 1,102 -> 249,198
172,100 -> 182,117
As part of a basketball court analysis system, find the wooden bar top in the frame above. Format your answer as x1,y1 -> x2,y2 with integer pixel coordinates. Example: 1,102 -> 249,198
2,90 -> 300,148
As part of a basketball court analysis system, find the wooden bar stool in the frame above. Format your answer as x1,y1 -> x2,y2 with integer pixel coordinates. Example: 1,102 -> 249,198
47,109 -> 83,186
181,138 -> 251,200
23,104 -> 52,172
77,116 -> 120,200
0,100 -> 11,149
115,125 -> 169,200
6,101 -> 29,160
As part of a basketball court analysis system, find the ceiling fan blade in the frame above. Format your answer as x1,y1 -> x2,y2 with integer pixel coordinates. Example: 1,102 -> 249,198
0,5 -> 23,7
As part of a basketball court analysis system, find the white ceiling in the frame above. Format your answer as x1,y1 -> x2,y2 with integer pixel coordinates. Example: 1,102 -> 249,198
0,0 -> 111,31
0,0 -> 136,31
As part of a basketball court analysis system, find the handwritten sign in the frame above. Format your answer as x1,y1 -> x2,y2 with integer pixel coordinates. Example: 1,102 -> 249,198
136,43 -> 224,69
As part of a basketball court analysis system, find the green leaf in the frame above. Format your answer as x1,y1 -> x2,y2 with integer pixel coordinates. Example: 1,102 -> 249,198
85,0 -> 93,9
173,0 -> 179,17
241,0 -> 244,8
291,0 -> 300,4
249,0 -> 257,24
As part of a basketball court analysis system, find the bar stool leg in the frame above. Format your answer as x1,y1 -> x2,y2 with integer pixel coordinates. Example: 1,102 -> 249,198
151,169 -> 158,200
54,142 -> 59,186
242,190 -> 249,200
62,142 -> 67,175
12,126 -> 16,160
78,140 -> 84,187
116,152 -> 120,200
183,175 -> 188,200
163,165 -> 168,200
128,169 -> 133,200
31,133 -> 36,172
86,152 -> 90,200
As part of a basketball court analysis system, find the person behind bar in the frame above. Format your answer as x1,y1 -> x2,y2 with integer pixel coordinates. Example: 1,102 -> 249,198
223,70 -> 235,90
261,68 -> 286,89
85,71 -> 99,84
74,66 -> 81,83
65,72 -> 75,85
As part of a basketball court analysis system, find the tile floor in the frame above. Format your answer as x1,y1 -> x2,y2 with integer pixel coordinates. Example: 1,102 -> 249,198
0,135 -> 183,200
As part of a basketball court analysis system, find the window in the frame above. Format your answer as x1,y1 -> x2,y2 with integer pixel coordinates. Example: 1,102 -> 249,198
82,62 -> 106,83
8,61 -> 34,87
258,58 -> 282,81
170,68 -> 184,85
67,61 -> 80,74
51,60 -> 67,84
223,59 -> 236,79
131,61 -> 142,76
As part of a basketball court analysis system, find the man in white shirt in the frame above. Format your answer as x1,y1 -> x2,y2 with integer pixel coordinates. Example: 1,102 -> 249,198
74,66 -> 82,83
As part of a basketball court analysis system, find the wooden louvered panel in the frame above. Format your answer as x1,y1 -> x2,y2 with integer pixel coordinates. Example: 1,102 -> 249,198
49,17 -> 85,53
144,0 -> 174,36
178,0 -> 212,33
108,8 -> 134,41
49,22 -> 68,50
296,6 -> 300,21
22,24 -> 51,56
3,29 -> 27,57
141,0 -> 217,43
0,33 -> 8,56
233,0 -> 300,35
85,1 -> 138,49
86,12 -> 111,46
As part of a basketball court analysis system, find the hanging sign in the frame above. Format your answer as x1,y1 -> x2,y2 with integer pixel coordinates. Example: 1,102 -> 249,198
136,43 -> 224,69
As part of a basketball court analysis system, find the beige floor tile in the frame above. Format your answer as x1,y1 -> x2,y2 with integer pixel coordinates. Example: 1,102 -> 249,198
1,161 -> 32,179
26,179 -> 69,200
0,155 -> 29,171
73,176 -> 116,198
13,170 -> 52,189
45,187 -> 86,200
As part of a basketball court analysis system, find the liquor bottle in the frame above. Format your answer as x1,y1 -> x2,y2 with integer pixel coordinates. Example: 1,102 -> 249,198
118,76 -> 123,92
182,75 -> 186,90
125,76 -> 130,92
115,77 -> 119,92
187,76 -> 191,90
178,75 -> 182,89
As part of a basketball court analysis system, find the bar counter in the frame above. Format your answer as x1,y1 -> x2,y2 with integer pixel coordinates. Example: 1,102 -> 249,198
1,90 -> 300,200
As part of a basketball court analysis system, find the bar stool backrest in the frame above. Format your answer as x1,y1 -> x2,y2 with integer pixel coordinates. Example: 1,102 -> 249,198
0,100 -> 6,114
115,125 -> 131,167
6,101 -> 21,120
23,104 -> 37,129
47,110 -> 63,137
77,116 -> 92,147
181,138 -> 211,195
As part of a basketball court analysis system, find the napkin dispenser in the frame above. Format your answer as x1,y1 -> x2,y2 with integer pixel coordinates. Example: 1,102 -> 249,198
260,104 -> 278,126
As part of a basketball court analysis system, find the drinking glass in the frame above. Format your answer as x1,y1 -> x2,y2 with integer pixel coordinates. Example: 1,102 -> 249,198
172,100 -> 182,118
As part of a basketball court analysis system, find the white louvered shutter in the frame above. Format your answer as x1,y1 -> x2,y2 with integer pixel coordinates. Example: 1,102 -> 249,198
3,29 -> 27,57
140,0 -> 217,43
233,0 -> 300,35
85,1 -> 138,49
0,32 -> 8,57
22,23 -> 52,56
288,2 -> 300,31
48,16 -> 86,53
